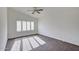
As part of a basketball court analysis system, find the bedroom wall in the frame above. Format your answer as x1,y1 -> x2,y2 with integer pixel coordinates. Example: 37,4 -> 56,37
0,7 -> 7,50
38,7 -> 79,46
7,8 -> 38,38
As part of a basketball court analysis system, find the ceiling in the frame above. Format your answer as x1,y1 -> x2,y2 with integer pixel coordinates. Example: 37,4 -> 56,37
11,7 -> 45,19
10,7 -> 79,20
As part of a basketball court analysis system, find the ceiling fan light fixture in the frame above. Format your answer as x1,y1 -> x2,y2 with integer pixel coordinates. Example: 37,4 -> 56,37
28,7 -> 43,14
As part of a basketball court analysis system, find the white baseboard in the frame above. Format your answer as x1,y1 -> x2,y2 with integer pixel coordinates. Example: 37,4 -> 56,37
39,33 -> 79,46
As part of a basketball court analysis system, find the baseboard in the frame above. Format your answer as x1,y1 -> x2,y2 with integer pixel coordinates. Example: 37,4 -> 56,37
8,33 -> 38,40
38,34 -> 79,46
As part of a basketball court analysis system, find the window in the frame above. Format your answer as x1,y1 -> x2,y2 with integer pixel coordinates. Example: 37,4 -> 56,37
16,21 -> 21,32
22,21 -> 26,31
31,21 -> 34,30
27,21 -> 30,31
16,21 -> 34,32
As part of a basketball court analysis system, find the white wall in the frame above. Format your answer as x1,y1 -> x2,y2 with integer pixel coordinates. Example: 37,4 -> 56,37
38,7 -> 79,46
0,7 -> 7,50
7,8 -> 38,38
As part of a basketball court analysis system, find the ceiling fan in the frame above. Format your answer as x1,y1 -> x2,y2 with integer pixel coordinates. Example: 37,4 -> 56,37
28,7 -> 43,14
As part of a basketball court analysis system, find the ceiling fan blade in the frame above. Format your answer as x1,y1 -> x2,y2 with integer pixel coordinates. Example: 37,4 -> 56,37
32,10 -> 36,14
38,9 -> 43,11
27,7 -> 43,14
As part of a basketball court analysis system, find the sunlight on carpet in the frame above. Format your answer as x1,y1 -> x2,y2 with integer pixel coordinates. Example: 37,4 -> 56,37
10,36 -> 46,51
11,40 -> 21,51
